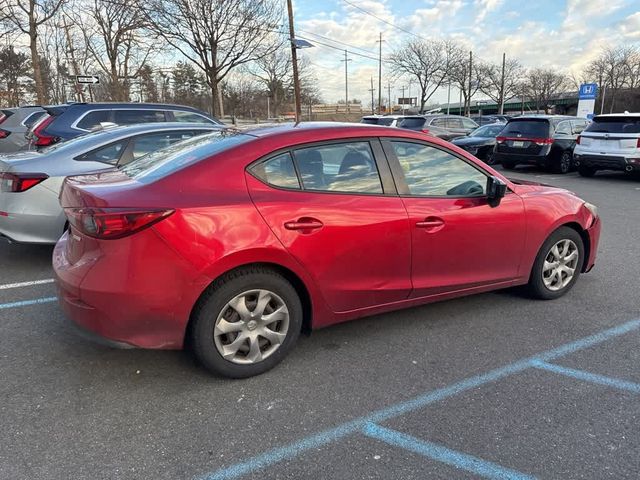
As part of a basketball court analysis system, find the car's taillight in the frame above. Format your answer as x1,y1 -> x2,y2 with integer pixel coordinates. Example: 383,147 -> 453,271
0,172 -> 49,192
32,115 -> 58,147
576,135 -> 581,145
496,136 -> 506,144
0,129 -> 10,139
637,138 -> 640,148
0,114 -> 6,124
420,129 -> 430,134
533,138 -> 554,145
64,207 -> 174,240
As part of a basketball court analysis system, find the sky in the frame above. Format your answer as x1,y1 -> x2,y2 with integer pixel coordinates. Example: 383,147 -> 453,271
292,0 -> 640,106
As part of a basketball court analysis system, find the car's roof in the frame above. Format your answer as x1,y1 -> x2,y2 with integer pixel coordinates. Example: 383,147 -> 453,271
90,122 -> 224,135
240,122 -> 399,137
595,113 -> 640,118
508,115 -> 575,121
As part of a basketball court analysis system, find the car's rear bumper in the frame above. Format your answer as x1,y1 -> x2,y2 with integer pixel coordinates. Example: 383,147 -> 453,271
574,153 -> 640,172
494,151 -> 549,165
53,230 -> 210,350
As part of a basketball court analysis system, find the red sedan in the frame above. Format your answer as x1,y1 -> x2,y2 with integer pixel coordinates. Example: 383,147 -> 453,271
53,123 -> 601,378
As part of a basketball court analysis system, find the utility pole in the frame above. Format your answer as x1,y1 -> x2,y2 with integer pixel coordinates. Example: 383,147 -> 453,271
499,52 -> 506,115
341,49 -> 352,114
387,81 -> 392,113
446,83 -> 451,115
368,77 -> 375,114
400,86 -> 406,114
377,32 -> 383,114
467,50 -> 473,116
286,0 -> 302,123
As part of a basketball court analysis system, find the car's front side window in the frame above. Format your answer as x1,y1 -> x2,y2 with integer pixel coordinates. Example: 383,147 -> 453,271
391,141 -> 487,197
292,142 -> 383,194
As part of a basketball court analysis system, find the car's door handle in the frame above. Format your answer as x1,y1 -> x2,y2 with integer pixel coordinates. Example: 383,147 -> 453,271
416,217 -> 445,229
284,218 -> 324,232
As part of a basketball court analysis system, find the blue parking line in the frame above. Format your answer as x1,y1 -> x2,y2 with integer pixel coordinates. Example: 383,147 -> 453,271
0,297 -> 57,310
198,318 -> 640,480
531,360 -> 640,394
362,422 -> 537,480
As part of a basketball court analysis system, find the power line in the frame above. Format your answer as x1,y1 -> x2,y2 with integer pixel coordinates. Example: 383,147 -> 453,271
296,34 -> 387,62
296,29 -> 377,56
341,0 -> 427,41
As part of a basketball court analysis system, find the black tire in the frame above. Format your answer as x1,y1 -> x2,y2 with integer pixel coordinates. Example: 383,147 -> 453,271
190,266 -> 302,378
526,226 -> 585,300
578,165 -> 596,177
484,149 -> 497,165
554,151 -> 572,174
502,160 -> 516,170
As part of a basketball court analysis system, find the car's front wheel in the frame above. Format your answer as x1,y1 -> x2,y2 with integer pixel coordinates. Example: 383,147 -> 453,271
190,267 -> 302,378
527,227 -> 585,300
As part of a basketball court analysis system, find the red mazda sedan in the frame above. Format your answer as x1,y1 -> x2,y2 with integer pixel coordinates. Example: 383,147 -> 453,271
53,123 -> 601,378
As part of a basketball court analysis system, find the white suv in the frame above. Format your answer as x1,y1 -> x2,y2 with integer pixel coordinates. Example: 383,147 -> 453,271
573,113 -> 640,177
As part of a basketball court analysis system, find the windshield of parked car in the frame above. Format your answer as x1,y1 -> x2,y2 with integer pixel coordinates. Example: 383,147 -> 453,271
120,130 -> 252,182
584,116 -> 640,134
500,120 -> 550,138
469,124 -> 505,137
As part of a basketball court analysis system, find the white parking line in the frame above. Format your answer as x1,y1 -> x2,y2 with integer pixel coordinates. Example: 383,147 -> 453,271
0,279 -> 55,290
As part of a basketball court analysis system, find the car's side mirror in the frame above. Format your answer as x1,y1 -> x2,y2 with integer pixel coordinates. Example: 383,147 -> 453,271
487,176 -> 507,207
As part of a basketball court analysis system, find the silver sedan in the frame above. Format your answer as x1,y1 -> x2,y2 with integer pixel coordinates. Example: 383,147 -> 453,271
0,123 -> 223,244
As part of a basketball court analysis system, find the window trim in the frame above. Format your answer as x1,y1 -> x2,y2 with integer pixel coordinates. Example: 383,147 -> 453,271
381,137 -> 497,199
21,111 -> 45,128
73,138 -> 131,165
247,137 -> 399,197
166,110 -> 218,125
70,108 -> 175,132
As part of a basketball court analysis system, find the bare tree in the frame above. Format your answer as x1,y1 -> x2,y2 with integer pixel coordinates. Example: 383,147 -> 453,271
0,46 -> 31,106
446,46 -> 482,116
478,56 -> 522,114
523,68 -> 567,113
389,39 -> 449,112
139,0 -> 282,117
0,0 -> 66,103
251,49 -> 291,117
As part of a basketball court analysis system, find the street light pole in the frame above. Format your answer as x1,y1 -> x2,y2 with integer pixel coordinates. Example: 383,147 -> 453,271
377,32 -> 382,114
286,0 -> 302,123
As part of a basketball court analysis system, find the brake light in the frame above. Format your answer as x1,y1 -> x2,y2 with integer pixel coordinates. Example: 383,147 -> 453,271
0,172 -> 49,192
496,136 -> 506,143
533,138 -> 554,146
420,129 -> 431,134
0,129 -> 9,139
64,207 -> 174,240
637,138 -> 640,148
32,115 -> 58,147
576,135 -> 581,145
0,114 -> 6,124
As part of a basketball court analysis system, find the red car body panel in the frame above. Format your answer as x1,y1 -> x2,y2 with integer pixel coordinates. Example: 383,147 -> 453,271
53,123 -> 601,349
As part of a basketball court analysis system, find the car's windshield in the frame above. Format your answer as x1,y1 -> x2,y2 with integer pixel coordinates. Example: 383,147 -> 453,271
584,117 -> 640,134
120,130 -> 252,182
470,124 -> 504,137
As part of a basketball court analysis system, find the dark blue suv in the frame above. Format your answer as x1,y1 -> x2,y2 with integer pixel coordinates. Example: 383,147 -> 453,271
27,103 -> 221,148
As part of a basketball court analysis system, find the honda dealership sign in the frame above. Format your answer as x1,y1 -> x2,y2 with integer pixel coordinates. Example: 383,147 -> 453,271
577,83 -> 597,119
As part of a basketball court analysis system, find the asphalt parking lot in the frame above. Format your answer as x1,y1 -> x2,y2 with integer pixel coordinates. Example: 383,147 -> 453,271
1,166 -> 639,480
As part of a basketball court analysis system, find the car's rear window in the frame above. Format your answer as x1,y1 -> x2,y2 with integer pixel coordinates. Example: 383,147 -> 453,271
501,120 -> 550,138
360,118 -> 379,125
120,130 -> 251,182
399,117 -> 426,128
584,117 -> 640,134
377,117 -> 396,126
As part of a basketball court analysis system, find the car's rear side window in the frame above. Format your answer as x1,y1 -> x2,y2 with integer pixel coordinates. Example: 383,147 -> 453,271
121,130 -> 252,183
114,109 -> 167,124
501,120 -> 550,138
172,111 -> 215,124
251,152 -> 300,189
584,117 -> 640,134
76,110 -> 110,130
23,111 -> 45,128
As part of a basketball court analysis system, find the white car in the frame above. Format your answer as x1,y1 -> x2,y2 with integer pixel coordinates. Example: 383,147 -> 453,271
573,113 -> 640,177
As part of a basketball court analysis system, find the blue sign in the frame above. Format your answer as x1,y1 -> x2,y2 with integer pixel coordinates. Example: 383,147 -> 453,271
579,83 -> 598,100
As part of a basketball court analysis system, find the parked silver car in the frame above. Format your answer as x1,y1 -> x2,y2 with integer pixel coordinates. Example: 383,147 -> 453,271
0,122 -> 223,244
0,106 -> 46,153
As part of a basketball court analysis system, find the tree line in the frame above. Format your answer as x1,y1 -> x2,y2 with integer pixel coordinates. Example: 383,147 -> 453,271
390,39 -> 640,115
0,0 -> 321,117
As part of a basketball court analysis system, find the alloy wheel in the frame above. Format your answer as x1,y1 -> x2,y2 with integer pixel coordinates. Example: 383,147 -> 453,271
560,152 -> 571,173
542,239 -> 579,291
213,289 -> 290,365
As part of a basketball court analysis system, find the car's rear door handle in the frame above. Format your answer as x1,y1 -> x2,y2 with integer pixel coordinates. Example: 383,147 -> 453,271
284,218 -> 324,232
416,217 -> 445,229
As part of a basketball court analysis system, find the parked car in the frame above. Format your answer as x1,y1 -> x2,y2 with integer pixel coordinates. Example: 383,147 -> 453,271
26,102 -> 222,149
0,106 -> 46,153
494,115 -> 589,173
451,123 -> 506,164
573,113 -> 640,177
53,123 -> 601,378
398,115 -> 478,140
0,123 -> 222,244
470,115 -> 509,126
360,115 -> 406,127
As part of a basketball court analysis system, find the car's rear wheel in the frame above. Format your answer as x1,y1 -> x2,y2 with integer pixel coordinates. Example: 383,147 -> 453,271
554,151 -> 572,174
190,267 -> 302,378
502,159 -> 516,170
578,165 -> 596,177
484,149 -> 497,165
527,227 -> 584,300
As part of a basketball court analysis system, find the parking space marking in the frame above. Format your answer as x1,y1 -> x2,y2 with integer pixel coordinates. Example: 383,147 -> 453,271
531,360 -> 640,394
362,422 -> 536,480
0,297 -> 57,310
199,318 -> 640,480
0,279 -> 55,290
